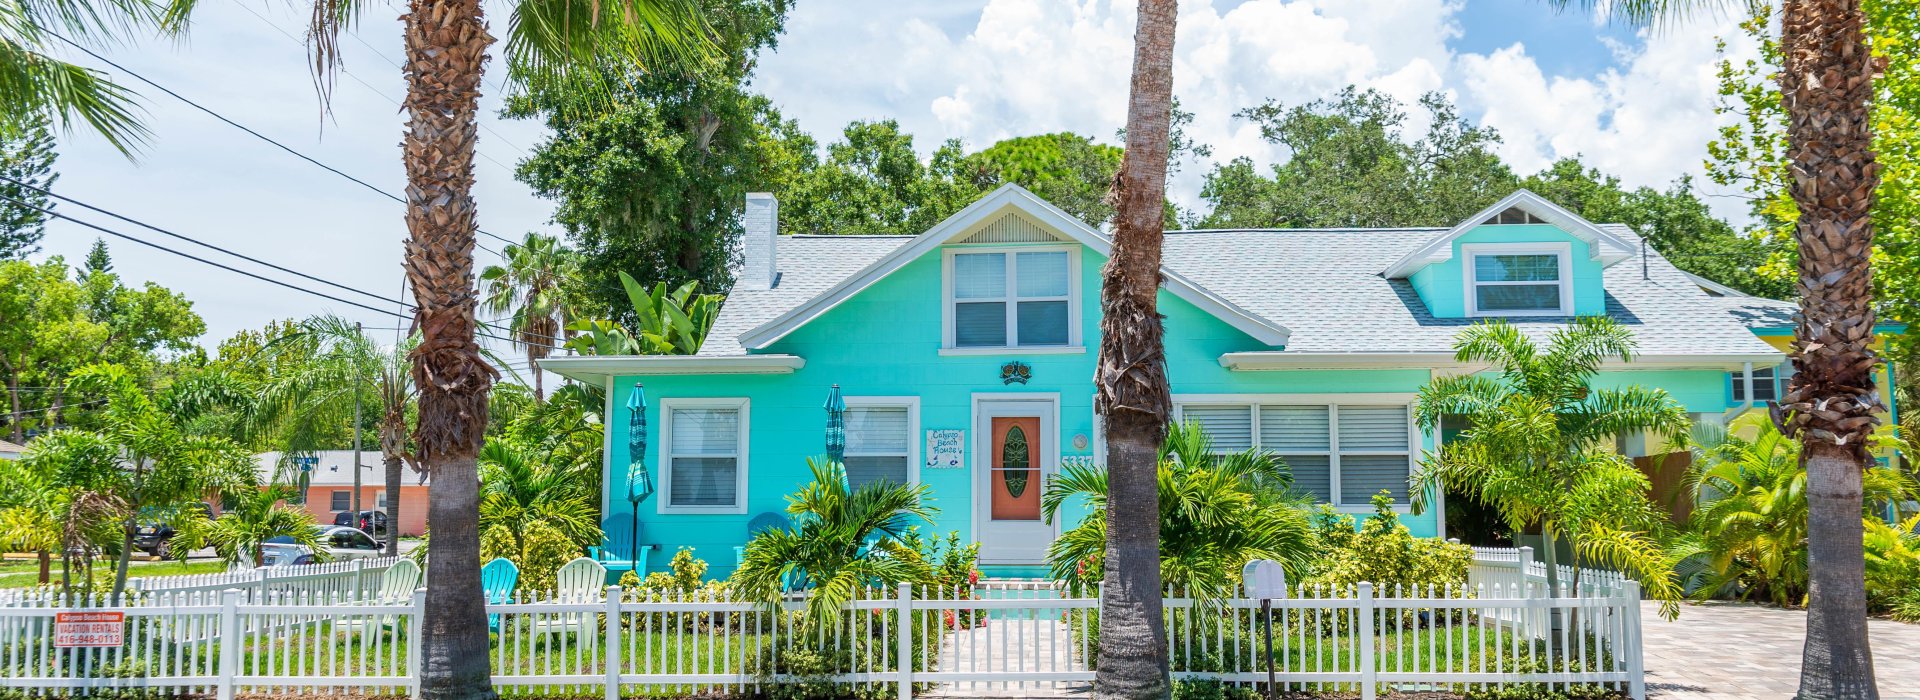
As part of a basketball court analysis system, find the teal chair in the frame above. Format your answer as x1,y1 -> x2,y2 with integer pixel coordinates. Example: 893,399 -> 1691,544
481,558 -> 519,631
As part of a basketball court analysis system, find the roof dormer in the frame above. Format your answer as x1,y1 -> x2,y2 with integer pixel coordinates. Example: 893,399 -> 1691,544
1385,190 -> 1636,319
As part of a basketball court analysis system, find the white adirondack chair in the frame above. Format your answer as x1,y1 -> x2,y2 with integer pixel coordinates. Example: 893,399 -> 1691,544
537,557 -> 607,637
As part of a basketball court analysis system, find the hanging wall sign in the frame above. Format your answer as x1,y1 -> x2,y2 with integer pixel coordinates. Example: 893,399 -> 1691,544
925,430 -> 965,469
54,612 -> 124,648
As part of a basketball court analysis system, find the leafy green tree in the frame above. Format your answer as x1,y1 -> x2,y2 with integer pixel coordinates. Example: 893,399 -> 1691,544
481,233 -> 574,401
963,132 -> 1124,226
0,115 -> 56,259
1041,422 -> 1316,602
1199,88 -> 1516,229
1672,417 -> 1917,606
67,363 -> 255,601
81,239 -> 111,278
1521,159 -> 1787,298
9,429 -> 125,597
780,119 -> 978,235
733,459 -> 934,626
1411,318 -> 1689,613
508,0 -> 809,314
172,481 -> 322,568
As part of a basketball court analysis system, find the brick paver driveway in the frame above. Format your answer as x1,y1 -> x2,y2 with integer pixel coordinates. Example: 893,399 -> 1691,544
1644,601 -> 1920,699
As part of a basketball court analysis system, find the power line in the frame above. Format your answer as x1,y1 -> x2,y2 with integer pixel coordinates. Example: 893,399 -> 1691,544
37,26 -> 514,254
2,192 -> 414,320
1,399 -> 108,418
0,175 -> 409,308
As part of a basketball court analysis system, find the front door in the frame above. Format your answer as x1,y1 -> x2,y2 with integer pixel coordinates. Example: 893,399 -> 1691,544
976,398 -> 1055,565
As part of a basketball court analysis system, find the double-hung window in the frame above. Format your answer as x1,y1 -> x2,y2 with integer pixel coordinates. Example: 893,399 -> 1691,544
947,247 -> 1076,349
330,491 -> 351,511
843,398 -> 919,489
1730,365 -> 1781,403
1174,400 -> 1416,507
1463,243 -> 1573,316
662,398 -> 748,512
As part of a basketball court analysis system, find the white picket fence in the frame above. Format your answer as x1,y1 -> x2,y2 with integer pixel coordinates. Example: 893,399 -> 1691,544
0,568 -> 1645,699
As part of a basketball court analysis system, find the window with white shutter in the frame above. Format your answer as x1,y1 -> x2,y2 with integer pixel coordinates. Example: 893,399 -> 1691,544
844,399 -> 919,489
1176,399 -> 1416,507
662,399 -> 749,512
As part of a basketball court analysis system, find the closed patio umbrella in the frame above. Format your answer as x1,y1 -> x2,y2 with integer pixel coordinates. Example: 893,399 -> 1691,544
824,384 -> 846,464
626,384 -> 654,564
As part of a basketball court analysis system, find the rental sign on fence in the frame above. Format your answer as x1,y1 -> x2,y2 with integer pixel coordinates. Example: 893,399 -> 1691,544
53,611 -> 124,648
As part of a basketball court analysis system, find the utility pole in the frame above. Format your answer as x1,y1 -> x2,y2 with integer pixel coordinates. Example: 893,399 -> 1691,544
352,321 -> 365,525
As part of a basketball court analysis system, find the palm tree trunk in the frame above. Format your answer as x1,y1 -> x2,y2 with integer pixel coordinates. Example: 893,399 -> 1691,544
400,0 -> 497,698
1093,2 -> 1177,698
384,454 -> 404,556
1776,0 -> 1882,695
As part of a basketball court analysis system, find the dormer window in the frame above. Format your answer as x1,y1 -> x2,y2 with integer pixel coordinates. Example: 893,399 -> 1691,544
1462,242 -> 1574,316
944,246 -> 1080,351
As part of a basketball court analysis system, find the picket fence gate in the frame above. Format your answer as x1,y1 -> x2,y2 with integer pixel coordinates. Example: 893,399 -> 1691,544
0,572 -> 1645,700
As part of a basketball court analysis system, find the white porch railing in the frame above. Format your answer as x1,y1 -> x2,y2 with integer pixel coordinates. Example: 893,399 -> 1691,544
0,574 -> 1645,699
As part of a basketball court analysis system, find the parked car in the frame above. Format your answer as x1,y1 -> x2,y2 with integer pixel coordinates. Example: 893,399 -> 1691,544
132,502 -> 216,558
257,525 -> 385,567
332,510 -> 389,538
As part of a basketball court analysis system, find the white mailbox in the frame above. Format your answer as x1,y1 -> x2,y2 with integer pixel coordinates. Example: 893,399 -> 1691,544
1241,559 -> 1288,600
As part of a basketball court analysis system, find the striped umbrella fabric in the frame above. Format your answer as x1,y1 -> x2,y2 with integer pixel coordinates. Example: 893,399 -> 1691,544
824,384 -> 846,464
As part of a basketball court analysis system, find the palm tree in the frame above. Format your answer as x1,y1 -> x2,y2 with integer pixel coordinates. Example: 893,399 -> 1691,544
8,429 -> 124,597
481,233 -> 573,401
0,0 -> 175,154
476,437 -> 598,551
250,316 -> 405,526
1673,416 -> 1918,606
291,5 -> 711,695
1411,318 -> 1690,613
732,459 -> 934,627
1042,422 -> 1315,602
1094,0 -> 1180,696
173,481 -> 322,568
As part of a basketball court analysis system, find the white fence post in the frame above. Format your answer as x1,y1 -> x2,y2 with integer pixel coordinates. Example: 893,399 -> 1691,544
407,588 -> 426,698
351,559 -> 366,600
896,581 -> 913,700
216,588 -> 240,700
1625,581 -> 1646,700
604,585 -> 622,700
1357,582 -> 1375,700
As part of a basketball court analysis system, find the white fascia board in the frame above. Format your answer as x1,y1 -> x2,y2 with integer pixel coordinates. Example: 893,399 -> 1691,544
737,183 -> 1291,350
1219,350 -> 1787,372
538,355 -> 805,384
1381,189 -> 1637,278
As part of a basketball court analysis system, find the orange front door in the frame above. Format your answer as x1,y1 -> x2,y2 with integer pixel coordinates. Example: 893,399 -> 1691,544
989,416 -> 1042,521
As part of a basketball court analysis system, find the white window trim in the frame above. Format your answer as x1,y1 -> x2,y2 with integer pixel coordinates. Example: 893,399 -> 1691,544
1461,242 -> 1574,317
658,397 -> 750,515
1171,394 -> 1419,512
843,396 -> 922,486
942,245 -> 1082,350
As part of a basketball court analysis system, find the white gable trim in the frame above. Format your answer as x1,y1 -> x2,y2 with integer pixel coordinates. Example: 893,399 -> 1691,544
1381,190 -> 1636,279
737,184 -> 1291,350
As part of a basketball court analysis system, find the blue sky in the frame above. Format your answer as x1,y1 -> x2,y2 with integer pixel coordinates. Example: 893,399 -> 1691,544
24,0 -> 1757,351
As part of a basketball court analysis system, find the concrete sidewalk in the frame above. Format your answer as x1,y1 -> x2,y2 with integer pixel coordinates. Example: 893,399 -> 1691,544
1644,601 -> 1920,699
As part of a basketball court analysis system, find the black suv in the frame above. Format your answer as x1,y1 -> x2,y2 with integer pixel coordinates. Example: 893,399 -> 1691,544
332,510 -> 390,538
132,502 -> 214,558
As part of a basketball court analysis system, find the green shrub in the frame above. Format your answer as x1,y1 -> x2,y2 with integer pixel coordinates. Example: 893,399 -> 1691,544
479,520 -> 577,593
642,546 -> 710,593
1305,491 -> 1473,593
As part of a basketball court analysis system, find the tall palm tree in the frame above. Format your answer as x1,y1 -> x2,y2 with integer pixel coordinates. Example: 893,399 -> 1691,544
1411,318 -> 1690,613
1094,0 -> 1178,696
0,0 -> 172,154
481,233 -> 573,401
291,5 -> 710,696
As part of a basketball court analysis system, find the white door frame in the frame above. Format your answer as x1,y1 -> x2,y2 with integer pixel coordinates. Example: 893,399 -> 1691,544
970,392 -> 1060,566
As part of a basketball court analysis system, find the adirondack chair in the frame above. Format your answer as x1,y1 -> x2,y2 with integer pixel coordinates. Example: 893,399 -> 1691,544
735,512 -> 802,590
373,559 -> 421,631
481,558 -> 519,632
535,557 -> 608,637
588,522 -> 653,579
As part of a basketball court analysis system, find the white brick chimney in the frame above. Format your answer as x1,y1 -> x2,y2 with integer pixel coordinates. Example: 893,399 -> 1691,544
739,192 -> 779,290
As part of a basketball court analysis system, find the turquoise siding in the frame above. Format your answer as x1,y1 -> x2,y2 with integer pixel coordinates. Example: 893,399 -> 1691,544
604,236 -> 1742,577
1408,225 -> 1606,318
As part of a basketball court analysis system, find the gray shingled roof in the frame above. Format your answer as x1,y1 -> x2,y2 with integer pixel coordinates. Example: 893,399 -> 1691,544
1705,295 -> 1797,330
700,235 -> 914,356
698,225 -> 1781,357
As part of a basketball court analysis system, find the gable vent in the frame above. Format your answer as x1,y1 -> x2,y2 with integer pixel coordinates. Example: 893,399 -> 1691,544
1490,207 -> 1545,225
955,213 -> 1063,244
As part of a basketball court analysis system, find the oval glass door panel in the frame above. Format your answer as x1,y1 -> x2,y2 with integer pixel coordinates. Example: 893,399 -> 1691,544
990,416 -> 1041,520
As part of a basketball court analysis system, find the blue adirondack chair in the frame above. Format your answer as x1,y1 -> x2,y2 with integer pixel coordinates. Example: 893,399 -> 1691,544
588,522 -> 653,580
481,558 -> 519,632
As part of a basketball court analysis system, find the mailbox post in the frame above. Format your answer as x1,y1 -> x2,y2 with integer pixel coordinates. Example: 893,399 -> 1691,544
1242,560 -> 1288,700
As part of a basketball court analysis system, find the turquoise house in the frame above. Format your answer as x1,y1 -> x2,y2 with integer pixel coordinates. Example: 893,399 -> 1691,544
542,185 -> 1808,578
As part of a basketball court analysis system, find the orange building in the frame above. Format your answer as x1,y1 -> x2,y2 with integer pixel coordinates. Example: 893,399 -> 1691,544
255,451 -> 431,537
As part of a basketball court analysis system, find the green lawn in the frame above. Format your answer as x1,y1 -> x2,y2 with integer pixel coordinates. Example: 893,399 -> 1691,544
0,557 -> 231,589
